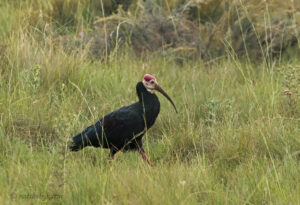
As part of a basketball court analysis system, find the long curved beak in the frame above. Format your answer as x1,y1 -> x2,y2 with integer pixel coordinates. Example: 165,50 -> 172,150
155,84 -> 178,113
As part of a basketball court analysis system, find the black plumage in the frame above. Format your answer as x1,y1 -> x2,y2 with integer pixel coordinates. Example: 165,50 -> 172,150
68,76 -> 177,166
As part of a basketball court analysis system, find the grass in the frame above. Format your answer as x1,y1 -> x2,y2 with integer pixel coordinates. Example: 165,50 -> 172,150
1,0 -> 300,204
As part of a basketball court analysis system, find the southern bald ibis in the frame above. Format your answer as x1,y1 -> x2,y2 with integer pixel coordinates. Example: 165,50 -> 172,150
68,74 -> 177,166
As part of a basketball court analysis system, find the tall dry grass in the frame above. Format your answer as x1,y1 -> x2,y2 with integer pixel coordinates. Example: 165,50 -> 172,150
1,0 -> 300,204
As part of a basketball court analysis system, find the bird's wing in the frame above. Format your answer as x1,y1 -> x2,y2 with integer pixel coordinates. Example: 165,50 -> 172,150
101,103 -> 145,147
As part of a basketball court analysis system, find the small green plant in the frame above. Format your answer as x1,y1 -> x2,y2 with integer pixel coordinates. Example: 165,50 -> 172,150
278,65 -> 300,117
19,64 -> 41,93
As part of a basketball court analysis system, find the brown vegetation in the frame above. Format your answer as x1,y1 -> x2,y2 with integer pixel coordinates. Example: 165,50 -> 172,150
55,0 -> 300,63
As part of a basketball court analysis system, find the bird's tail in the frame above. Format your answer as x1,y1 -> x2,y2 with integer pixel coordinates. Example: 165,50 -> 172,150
68,122 -> 102,151
68,132 -> 88,151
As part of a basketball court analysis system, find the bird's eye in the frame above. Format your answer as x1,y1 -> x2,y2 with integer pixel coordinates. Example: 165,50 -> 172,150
150,81 -> 155,84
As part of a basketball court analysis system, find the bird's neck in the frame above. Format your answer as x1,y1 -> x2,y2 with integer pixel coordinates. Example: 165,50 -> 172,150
139,92 -> 160,128
136,81 -> 160,128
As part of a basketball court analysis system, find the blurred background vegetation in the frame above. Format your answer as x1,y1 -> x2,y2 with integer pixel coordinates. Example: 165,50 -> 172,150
1,0 -> 299,62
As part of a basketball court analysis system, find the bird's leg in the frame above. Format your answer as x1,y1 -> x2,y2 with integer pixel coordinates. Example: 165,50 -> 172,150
133,137 -> 154,167
138,148 -> 154,167
109,149 -> 117,161
109,154 -> 114,161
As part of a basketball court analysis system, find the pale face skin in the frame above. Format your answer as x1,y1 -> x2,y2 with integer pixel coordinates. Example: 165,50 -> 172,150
142,74 -> 158,94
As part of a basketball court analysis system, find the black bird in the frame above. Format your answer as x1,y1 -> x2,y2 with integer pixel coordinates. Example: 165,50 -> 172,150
69,74 -> 177,166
